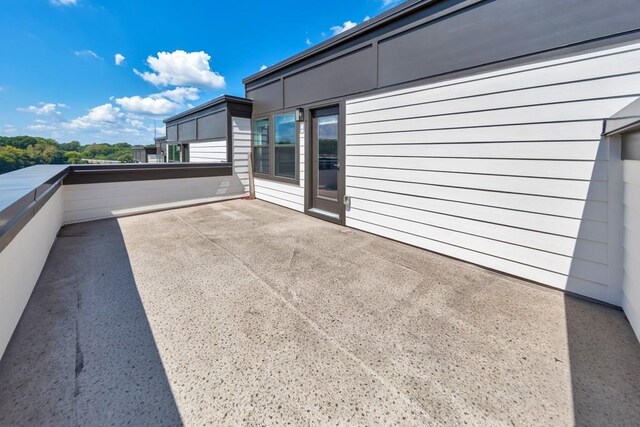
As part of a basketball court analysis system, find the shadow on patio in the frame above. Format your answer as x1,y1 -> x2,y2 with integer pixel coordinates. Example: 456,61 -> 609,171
0,220 -> 182,425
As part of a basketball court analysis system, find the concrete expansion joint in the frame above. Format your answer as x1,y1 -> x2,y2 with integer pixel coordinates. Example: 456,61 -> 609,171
74,285 -> 84,401
172,212 -> 436,425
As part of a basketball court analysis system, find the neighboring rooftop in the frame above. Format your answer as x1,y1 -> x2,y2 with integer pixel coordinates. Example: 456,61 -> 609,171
0,199 -> 638,425
162,95 -> 253,124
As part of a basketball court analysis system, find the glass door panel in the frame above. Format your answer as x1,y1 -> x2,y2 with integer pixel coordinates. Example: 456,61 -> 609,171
310,106 -> 342,219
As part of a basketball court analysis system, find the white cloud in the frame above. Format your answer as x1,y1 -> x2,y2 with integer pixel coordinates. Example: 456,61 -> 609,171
18,102 -> 68,115
306,38 -> 312,46
260,65 -> 268,71
381,0 -> 402,6
114,96 -> 178,116
114,87 -> 200,115
16,102 -> 159,144
114,53 -> 125,66
75,50 -> 102,60
127,118 -> 144,128
158,87 -> 200,103
51,0 -> 77,6
331,20 -> 358,36
363,15 -> 371,22
2,124 -> 17,135
134,50 -> 225,89
26,123 -> 58,131
63,103 -> 123,130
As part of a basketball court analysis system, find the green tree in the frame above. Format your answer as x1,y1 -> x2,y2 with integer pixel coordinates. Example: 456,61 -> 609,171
117,153 -> 133,163
0,146 -> 29,174
0,135 -> 136,174
59,140 -> 81,152
64,151 -> 85,164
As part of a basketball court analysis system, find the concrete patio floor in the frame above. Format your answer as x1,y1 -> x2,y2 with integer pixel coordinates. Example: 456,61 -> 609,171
0,199 -> 638,426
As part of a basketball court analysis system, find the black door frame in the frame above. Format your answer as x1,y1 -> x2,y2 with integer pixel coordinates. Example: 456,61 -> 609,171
304,100 -> 346,225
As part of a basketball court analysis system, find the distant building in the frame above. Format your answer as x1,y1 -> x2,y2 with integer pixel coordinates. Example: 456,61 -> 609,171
132,145 -> 160,163
154,136 -> 167,162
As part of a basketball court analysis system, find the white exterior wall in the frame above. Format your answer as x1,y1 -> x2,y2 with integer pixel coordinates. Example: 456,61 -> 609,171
623,159 -> 640,339
63,175 -> 247,224
190,140 -> 227,163
254,122 -> 306,212
344,42 -> 640,303
0,189 -> 63,356
232,117 -> 251,192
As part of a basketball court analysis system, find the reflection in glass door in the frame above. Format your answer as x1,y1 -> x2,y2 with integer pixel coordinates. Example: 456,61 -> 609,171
311,106 -> 341,218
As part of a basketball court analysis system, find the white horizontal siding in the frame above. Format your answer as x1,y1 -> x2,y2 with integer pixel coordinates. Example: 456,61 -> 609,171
190,140 -> 227,163
346,121 -> 605,144
623,160 -> 640,340
232,117 -> 252,192
347,98 -> 635,133
346,176 -> 608,222
348,167 -> 608,201
254,178 -> 304,212
253,122 -> 306,212
346,140 -> 607,160
347,187 -> 607,242
352,198 -> 607,264
63,175 -> 247,224
344,42 -> 640,301
347,74 -> 640,123
347,157 -> 607,181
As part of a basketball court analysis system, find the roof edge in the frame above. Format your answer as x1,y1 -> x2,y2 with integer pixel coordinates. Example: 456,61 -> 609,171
603,96 -> 640,135
163,95 -> 253,124
242,0 -> 434,85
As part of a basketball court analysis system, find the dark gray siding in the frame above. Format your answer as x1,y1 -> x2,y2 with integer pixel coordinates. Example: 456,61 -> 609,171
377,0 -> 640,87
166,125 -> 178,142
246,0 -> 640,116
247,80 -> 283,116
198,111 -> 227,140
284,47 -> 376,108
178,120 -> 196,142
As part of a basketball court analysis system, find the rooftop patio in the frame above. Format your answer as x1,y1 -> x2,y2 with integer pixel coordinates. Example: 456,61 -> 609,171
0,199 -> 638,425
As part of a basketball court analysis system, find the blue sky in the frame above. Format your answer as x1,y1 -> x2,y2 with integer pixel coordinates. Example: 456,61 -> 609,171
0,0 -> 403,145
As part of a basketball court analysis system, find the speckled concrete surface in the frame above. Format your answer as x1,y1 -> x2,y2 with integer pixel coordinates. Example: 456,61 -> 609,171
0,199 -> 638,426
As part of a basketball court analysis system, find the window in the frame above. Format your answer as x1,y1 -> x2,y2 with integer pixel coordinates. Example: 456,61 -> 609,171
274,113 -> 296,179
253,118 -> 270,174
252,113 -> 298,181
168,144 -> 180,162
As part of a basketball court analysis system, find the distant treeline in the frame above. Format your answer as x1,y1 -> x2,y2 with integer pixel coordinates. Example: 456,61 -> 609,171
0,136 -> 142,174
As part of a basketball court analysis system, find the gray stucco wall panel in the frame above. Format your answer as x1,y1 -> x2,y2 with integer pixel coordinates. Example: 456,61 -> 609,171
378,0 -> 640,87
283,47 -> 376,109
166,125 -> 177,142
178,120 -> 196,142
197,111 -> 227,140
247,80 -> 283,116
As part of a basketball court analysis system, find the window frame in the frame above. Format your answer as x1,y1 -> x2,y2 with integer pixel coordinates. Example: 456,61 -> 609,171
252,117 -> 271,176
251,110 -> 299,184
